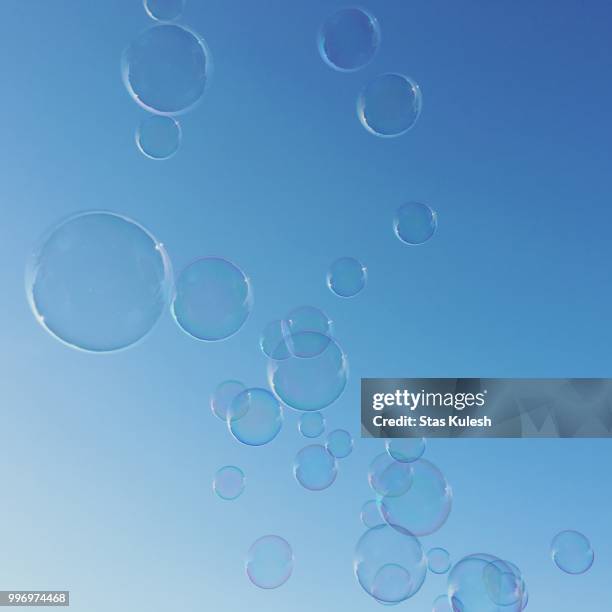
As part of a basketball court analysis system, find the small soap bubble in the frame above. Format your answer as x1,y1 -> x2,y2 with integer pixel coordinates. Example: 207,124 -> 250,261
284,305 -> 332,338
386,438 -> 426,463
260,319 -> 290,360
361,500 -> 384,529
227,388 -> 283,447
428,548 -> 451,575
144,0 -> 185,21
368,453 -> 413,498
299,412 -> 325,438
551,530 -> 594,575
432,594 -> 453,612
326,429 -> 353,458
210,380 -> 245,421
394,202 -> 437,245
136,114 -> 181,160
213,466 -> 245,500
294,444 -> 338,491
327,257 -> 367,298
246,535 -> 293,589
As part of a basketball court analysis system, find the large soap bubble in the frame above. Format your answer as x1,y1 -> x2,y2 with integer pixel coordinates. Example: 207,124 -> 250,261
394,202 -> 438,245
379,459 -> 452,536
354,525 -> 427,604
327,257 -> 367,298
299,411 -> 325,438
26,211 -> 172,352
213,466 -> 245,500
326,429 -> 354,458
294,444 -> 338,491
121,24 -> 211,115
368,453 -> 413,498
551,530 -> 594,575
268,332 -> 348,411
172,257 -> 252,341
386,438 -> 426,463
210,379 -> 246,421
144,0 -> 185,21
227,388 -> 283,446
358,73 -> 422,137
318,8 -> 380,72
246,535 -> 293,589
136,114 -> 181,160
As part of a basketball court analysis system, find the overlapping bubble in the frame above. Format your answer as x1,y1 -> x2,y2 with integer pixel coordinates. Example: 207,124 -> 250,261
299,412 -> 325,438
394,202 -> 438,245
227,388 -> 283,446
432,594 -> 453,612
326,429 -> 353,458
144,0 -> 185,21
213,466 -> 245,500
283,305 -> 332,341
361,500 -> 384,529
551,530 -> 594,575
327,257 -> 367,298
136,114 -> 181,160
386,438 -> 426,463
26,211 -> 172,352
428,548 -> 451,575
368,453 -> 413,498
246,535 -> 294,589
260,319 -> 290,360
210,380 -> 246,421
294,444 -> 337,491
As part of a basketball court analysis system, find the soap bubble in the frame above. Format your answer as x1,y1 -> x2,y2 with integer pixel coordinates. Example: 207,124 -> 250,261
361,500 -> 384,529
368,453 -> 413,498
299,412 -> 325,438
172,257 -> 252,342
210,379 -> 245,421
268,332 -> 348,411
294,444 -> 337,491
394,202 -> 438,245
283,305 -> 333,357
246,535 -> 293,589
327,257 -> 367,298
26,211 -> 172,352
358,73 -> 422,137
136,114 -> 181,160
551,530 -> 594,575
260,319 -> 290,360
482,559 -> 524,607
386,438 -> 426,463
227,388 -> 283,447
379,459 -> 452,536
432,595 -> 453,612
318,7 -> 380,72
144,0 -> 185,21
354,525 -> 426,604
121,24 -> 211,115
213,465 -> 245,500
326,429 -> 353,458
428,548 -> 451,575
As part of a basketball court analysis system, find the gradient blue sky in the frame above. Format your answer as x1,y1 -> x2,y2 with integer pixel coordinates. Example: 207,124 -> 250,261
1,1 -> 611,610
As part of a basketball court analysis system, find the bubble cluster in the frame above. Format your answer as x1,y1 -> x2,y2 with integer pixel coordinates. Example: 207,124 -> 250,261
213,466 -> 245,500
428,548 -> 451,575
260,319 -> 291,360
551,530 -> 594,575
298,412 -> 325,439
246,535 -> 294,590
361,500 -> 384,529
386,437 -> 426,463
227,388 -> 283,447
136,114 -> 181,160
210,380 -> 245,421
144,0 -> 185,21
172,257 -> 252,342
26,211 -> 172,352
394,202 -> 438,245
326,257 -> 367,298
368,453 -> 413,498
294,445 -> 337,491
326,429 -> 353,458
354,525 -> 426,604
358,73 -> 422,137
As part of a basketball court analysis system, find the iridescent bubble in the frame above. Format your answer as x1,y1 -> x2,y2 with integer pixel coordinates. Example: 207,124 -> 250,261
368,453 -> 413,498
213,465 -> 245,500
136,114 -> 181,160
318,7 -> 380,72
358,73 -> 422,137
121,24 -> 210,115
227,388 -> 283,447
394,202 -> 438,245
354,525 -> 426,604
246,535 -> 293,590
172,257 -> 252,342
386,438 -> 426,463
210,379 -> 245,421
326,429 -> 353,458
144,0 -> 185,21
380,459 -> 452,536
432,594 -> 453,612
428,548 -> 451,575
326,257 -> 367,298
361,500 -> 384,529
26,211 -> 172,352
298,412 -> 325,438
260,319 -> 290,360
294,444 -> 337,491
268,332 -> 348,411
551,530 -> 594,575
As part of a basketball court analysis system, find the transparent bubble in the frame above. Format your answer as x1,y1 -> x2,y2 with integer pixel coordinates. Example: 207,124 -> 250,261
354,525 -> 426,604
482,559 -> 523,607
327,257 -> 367,298
227,388 -> 283,447
213,465 -> 245,500
358,73 -> 422,137
210,379 -> 245,421
121,24 -> 210,115
551,530 -> 594,575
294,444 -> 338,491
26,211 -> 172,352
268,332 -> 348,411
246,535 -> 293,590
283,305 -> 333,356
326,429 -> 353,458
386,438 -> 426,463
361,500 -> 384,529
368,453 -> 413,498
428,548 -> 451,575
136,114 -> 181,160
144,0 -> 185,21
394,202 -> 438,245
380,459 -> 452,536
172,257 -> 252,341
299,412 -> 325,438
318,7 -> 380,72
432,594 -> 453,612
260,319 -> 290,360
